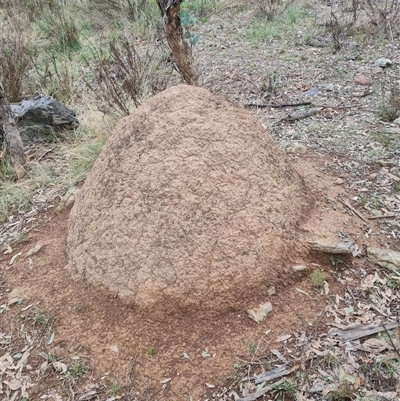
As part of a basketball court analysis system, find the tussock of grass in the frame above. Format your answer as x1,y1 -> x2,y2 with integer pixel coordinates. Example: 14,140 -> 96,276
0,183 -> 32,224
310,270 -> 326,288
66,111 -> 115,184
0,109 -> 114,225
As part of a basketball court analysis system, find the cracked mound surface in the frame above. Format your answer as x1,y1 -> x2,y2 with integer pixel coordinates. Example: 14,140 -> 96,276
67,85 -> 311,314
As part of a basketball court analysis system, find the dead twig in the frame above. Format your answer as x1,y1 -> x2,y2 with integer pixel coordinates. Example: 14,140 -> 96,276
338,198 -> 369,223
36,147 -> 56,162
382,321 -> 400,358
368,214 -> 398,220
244,101 -> 312,108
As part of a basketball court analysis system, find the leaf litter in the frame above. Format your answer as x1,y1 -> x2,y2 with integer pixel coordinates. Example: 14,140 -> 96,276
208,267 -> 400,400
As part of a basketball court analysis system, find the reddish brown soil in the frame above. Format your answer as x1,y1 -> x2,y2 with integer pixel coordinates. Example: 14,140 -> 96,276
0,153 -> 381,400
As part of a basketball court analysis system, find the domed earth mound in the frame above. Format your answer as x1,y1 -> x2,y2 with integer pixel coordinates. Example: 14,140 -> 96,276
67,85 -> 311,314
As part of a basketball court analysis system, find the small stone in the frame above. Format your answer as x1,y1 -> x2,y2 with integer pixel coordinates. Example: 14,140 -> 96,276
375,58 -> 392,68
367,247 -> 400,273
286,142 -> 307,154
333,178 -> 345,185
354,75 -> 369,85
309,240 -> 356,255
393,117 -> 400,127
7,287 -> 30,305
247,302 -> 273,323
292,264 -> 309,272
56,188 -> 78,212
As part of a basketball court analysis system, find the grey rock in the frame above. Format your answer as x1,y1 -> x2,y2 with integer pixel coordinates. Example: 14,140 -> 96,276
7,95 -> 79,142
375,57 -> 393,68
309,240 -> 356,255
393,117 -> 400,127
367,247 -> 400,272
286,142 -> 307,154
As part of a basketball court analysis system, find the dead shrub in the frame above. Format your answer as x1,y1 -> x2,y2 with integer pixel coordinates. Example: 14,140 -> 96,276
0,8 -> 34,101
364,0 -> 400,38
85,37 -> 172,116
324,1 -> 360,52
89,0 -> 149,21
255,0 -> 296,21
378,81 -> 400,122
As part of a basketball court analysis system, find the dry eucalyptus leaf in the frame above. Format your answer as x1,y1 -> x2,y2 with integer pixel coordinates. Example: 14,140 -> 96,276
4,379 -> 22,390
24,242 -> 43,258
53,361 -> 68,373
9,252 -> 22,266
3,245 -> 12,254
275,334 -> 291,343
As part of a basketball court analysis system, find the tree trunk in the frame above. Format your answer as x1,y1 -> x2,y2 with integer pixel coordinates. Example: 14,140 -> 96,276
157,0 -> 199,85
0,83 -> 26,179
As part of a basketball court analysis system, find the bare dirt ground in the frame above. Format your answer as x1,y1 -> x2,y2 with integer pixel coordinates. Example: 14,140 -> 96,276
1,1 -> 400,400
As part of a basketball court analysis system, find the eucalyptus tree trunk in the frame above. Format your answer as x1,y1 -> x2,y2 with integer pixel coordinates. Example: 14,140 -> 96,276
0,83 -> 26,179
156,0 -> 199,85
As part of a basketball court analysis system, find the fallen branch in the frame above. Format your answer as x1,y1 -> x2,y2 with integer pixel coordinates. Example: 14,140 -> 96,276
271,102 -> 312,108
338,198 -> 369,223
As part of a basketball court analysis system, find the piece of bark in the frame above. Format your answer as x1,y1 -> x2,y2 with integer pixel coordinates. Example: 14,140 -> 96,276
0,83 -> 26,178
329,321 -> 399,342
243,364 -> 297,384
156,0 -> 199,85
236,378 -> 287,401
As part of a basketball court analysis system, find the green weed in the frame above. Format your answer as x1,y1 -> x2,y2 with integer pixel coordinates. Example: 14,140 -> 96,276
246,343 -> 257,356
272,379 -> 297,400
67,360 -> 89,378
245,20 -> 280,43
310,270 -> 326,288
109,378 -> 124,396
31,309 -> 53,327
0,183 -> 31,224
